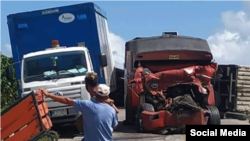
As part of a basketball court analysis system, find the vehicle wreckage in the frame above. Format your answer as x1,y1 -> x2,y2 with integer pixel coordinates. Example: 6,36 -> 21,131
123,32 -> 221,134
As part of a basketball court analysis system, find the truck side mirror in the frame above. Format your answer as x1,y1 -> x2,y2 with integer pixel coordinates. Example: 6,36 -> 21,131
6,66 -> 13,80
99,53 -> 107,67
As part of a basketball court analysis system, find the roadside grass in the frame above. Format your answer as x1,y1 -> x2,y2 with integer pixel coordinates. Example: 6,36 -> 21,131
34,132 -> 60,141
37,134 -> 59,141
1,107 -> 6,112
37,136 -> 52,141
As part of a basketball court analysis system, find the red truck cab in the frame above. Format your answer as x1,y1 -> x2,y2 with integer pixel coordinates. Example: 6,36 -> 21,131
123,32 -> 220,133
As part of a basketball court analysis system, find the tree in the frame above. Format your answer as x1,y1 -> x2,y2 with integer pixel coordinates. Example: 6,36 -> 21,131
1,54 -> 18,109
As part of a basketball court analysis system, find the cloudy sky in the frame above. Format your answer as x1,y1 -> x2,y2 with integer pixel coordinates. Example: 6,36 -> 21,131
1,1 -> 250,69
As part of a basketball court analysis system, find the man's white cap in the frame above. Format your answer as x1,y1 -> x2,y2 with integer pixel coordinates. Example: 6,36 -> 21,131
94,84 -> 110,97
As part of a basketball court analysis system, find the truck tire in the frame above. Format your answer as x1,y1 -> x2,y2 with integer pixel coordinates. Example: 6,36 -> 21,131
136,103 -> 155,133
206,106 -> 221,125
225,112 -> 247,120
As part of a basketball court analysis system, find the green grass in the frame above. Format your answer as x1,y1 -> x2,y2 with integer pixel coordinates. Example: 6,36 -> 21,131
1,107 -> 6,112
36,134 -> 59,141
36,132 -> 60,141
37,136 -> 52,141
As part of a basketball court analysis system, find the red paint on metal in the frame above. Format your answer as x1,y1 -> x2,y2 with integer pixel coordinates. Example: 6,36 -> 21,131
129,62 -> 217,107
1,90 -> 52,141
141,110 -> 206,131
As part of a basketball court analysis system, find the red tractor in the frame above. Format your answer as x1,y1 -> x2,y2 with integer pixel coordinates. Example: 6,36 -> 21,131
123,32 -> 221,134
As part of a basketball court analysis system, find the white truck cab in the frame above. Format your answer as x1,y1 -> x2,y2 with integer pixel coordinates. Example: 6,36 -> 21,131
21,41 -> 95,124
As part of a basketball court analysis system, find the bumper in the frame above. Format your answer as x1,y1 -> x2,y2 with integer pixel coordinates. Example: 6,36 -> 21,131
49,107 -> 81,124
51,112 -> 81,124
141,110 -> 206,131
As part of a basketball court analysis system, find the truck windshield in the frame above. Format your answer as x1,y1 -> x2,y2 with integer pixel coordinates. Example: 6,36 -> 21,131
23,51 -> 88,83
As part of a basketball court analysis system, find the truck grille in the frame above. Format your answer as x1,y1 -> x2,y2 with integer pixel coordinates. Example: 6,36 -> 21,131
45,86 -> 82,108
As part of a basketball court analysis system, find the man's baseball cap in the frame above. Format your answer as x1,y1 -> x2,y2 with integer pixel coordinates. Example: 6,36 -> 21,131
94,84 -> 110,97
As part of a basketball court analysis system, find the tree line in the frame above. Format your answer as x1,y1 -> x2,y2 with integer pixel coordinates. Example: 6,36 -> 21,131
1,54 -> 18,110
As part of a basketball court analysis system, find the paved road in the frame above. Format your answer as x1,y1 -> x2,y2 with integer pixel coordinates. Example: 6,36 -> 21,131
57,108 -> 249,141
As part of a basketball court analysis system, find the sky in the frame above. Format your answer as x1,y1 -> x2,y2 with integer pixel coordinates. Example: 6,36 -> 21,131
1,1 -> 250,69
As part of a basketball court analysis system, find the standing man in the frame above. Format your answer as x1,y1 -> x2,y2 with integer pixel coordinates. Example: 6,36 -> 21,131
39,84 -> 118,141
77,72 -> 119,134
84,72 -> 119,113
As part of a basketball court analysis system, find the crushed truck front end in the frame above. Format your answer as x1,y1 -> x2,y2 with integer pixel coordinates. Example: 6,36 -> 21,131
124,32 -> 220,133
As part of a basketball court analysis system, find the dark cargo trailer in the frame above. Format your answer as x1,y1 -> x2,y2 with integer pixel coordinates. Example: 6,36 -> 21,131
212,64 -> 250,119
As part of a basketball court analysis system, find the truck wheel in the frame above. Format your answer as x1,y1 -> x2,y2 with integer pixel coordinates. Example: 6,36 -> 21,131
206,106 -> 221,125
136,103 -> 155,133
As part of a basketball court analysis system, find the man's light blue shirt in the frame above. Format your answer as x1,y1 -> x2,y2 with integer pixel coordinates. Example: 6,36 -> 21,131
73,98 -> 118,141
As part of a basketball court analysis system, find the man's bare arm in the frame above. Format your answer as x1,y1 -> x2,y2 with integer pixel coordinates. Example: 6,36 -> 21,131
40,88 -> 73,106
47,93 -> 74,106
111,104 -> 119,114
105,98 -> 119,114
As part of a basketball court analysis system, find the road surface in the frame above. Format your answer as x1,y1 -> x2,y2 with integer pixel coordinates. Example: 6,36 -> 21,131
57,108 -> 249,141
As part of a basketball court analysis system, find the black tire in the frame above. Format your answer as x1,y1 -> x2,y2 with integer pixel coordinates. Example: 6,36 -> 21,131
206,106 -> 221,125
225,112 -> 247,120
136,103 -> 155,133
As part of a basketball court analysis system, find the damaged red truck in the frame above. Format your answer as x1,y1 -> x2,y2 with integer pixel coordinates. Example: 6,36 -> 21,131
123,32 -> 221,134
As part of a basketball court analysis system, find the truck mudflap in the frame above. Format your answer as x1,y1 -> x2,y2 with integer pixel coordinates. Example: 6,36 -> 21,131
141,110 -> 207,131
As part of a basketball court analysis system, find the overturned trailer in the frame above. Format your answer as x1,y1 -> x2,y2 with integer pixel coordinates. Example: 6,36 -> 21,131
123,32 -> 221,133
212,65 -> 250,119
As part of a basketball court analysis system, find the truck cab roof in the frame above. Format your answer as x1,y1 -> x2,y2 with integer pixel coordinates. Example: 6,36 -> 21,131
23,46 -> 88,59
126,33 -> 212,56
125,32 -> 213,63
